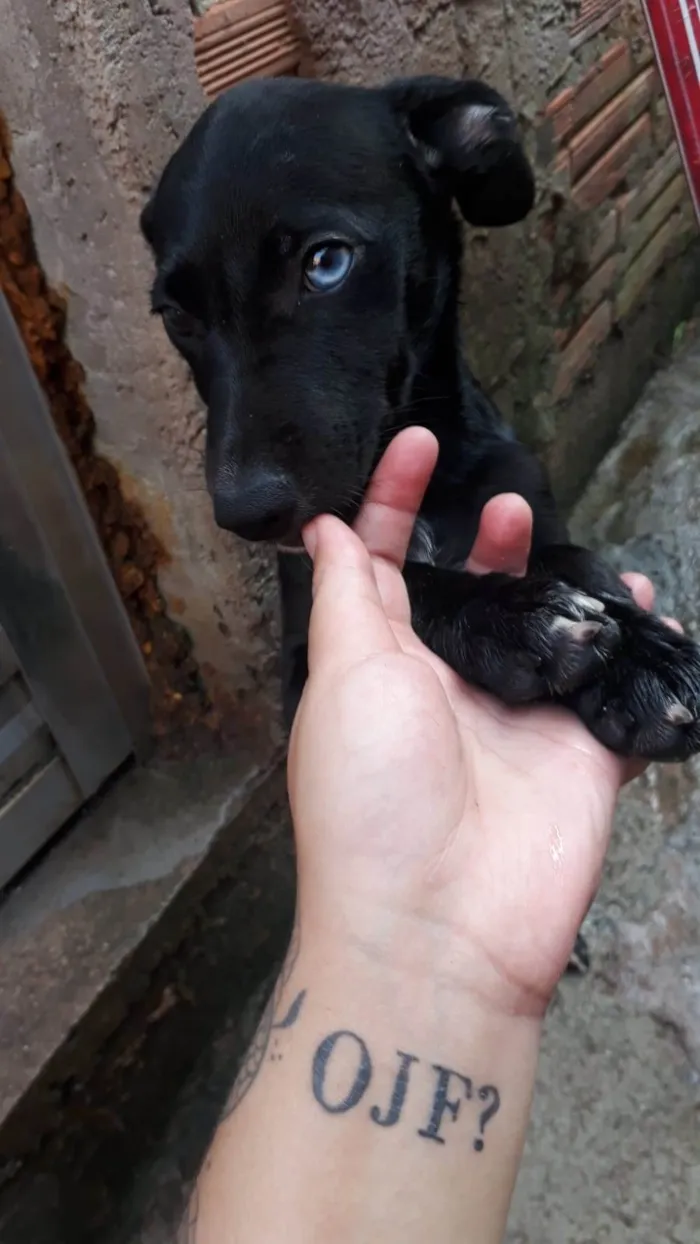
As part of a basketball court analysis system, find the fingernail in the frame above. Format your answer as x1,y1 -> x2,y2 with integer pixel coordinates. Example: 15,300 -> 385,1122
302,523 -> 317,558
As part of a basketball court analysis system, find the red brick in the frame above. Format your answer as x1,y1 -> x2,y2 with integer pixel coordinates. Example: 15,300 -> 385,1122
617,143 -> 682,233
544,43 -> 631,149
579,254 -> 619,319
545,87 -> 575,145
615,215 -> 681,321
196,0 -> 288,38
570,67 -> 658,179
194,0 -> 301,97
572,114 -> 653,212
622,174 -> 689,264
652,96 -> 677,150
553,146 -> 572,184
572,41 -> 632,134
588,209 -> 619,269
553,302 -> 612,401
571,1 -> 622,50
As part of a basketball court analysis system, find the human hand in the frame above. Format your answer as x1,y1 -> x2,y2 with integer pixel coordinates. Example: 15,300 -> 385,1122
288,428 -> 674,1018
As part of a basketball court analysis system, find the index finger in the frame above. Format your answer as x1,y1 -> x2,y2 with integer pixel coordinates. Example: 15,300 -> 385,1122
353,427 -> 439,567
353,427 -> 438,623
303,515 -> 400,675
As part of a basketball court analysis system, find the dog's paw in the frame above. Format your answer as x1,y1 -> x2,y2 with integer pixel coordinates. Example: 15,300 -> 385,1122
467,577 -> 621,705
568,604 -> 700,761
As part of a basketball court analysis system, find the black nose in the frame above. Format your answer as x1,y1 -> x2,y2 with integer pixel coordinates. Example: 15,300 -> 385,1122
213,470 -> 298,542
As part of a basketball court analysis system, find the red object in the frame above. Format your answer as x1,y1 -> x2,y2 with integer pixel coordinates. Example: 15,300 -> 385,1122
642,0 -> 700,222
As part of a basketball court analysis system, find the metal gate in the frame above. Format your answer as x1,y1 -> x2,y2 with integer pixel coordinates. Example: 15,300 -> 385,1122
642,0 -> 700,225
0,290 -> 149,888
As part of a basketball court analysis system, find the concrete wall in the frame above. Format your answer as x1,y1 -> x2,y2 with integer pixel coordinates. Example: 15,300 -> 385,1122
0,0 -> 281,747
0,0 -> 697,740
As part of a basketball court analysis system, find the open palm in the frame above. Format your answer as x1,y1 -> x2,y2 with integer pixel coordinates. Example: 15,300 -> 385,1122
289,429 -> 665,1017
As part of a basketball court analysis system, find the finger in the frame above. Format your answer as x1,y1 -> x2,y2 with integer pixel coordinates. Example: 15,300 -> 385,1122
353,427 -> 439,568
620,572 -> 654,612
465,494 -> 533,577
619,572 -> 683,630
303,515 -> 399,674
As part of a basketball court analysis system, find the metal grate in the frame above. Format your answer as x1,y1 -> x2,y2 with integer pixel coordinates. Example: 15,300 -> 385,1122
0,630 -> 80,888
0,291 -> 149,888
642,0 -> 700,223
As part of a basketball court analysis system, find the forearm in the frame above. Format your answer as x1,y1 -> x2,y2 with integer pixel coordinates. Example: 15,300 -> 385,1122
187,929 -> 541,1244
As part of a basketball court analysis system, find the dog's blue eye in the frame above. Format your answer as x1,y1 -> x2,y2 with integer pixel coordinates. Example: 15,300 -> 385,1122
304,243 -> 354,292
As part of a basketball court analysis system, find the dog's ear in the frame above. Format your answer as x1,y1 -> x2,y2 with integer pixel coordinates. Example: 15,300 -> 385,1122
386,76 -> 535,227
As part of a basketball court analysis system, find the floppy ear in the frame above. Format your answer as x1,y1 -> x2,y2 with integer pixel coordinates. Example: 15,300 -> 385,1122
386,76 -> 535,227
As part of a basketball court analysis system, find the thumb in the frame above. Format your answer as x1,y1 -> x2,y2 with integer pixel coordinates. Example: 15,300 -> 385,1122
303,515 -> 400,675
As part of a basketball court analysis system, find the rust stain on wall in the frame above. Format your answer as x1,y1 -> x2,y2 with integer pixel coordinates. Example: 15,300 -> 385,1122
0,114 -> 215,749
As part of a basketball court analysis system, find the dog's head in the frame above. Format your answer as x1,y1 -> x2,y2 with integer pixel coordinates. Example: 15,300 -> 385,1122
142,76 -> 534,546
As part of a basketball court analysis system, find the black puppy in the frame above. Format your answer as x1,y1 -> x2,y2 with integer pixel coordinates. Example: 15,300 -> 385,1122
142,74 -> 700,762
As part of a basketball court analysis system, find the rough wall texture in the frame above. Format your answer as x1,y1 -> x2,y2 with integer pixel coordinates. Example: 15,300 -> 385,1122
0,116 -> 208,744
0,0 -> 281,749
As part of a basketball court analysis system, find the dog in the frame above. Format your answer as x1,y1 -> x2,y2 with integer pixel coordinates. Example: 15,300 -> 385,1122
141,74 -> 700,765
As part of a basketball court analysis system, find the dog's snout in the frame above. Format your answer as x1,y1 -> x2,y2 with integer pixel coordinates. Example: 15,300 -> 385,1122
213,469 -> 298,542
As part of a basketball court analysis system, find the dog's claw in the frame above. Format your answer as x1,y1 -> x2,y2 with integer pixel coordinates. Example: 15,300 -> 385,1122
665,702 -> 694,726
570,592 -> 606,615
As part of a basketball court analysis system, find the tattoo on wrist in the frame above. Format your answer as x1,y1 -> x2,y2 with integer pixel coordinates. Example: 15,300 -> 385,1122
219,913 -> 500,1180
311,1029 -> 501,1152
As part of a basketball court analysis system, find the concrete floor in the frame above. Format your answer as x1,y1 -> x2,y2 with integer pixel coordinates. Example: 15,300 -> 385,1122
110,337 -> 700,1244
509,334 -> 700,1243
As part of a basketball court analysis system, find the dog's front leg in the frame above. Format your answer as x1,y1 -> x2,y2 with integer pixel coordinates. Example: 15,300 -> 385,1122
277,552 -> 312,730
531,543 -> 700,762
405,560 -> 618,708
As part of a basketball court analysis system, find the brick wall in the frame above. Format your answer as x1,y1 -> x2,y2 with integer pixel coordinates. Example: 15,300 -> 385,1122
474,0 -> 700,506
539,9 -> 696,406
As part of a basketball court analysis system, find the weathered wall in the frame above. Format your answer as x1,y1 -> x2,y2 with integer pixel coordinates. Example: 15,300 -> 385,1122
0,0 -> 281,748
0,117 -> 209,744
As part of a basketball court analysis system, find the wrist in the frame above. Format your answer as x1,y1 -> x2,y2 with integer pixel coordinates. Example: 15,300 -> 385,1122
296,949 -> 539,1155
294,935 -> 543,1068
199,919 -> 542,1244
298,883 -> 554,1023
